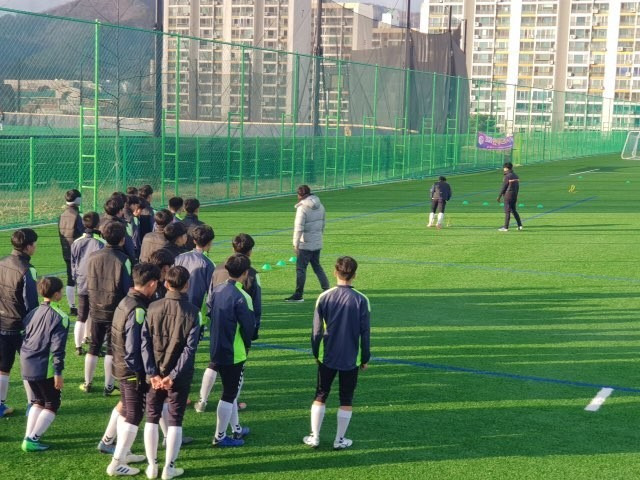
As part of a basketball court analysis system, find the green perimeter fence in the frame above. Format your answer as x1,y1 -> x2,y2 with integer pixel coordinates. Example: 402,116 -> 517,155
0,8 -> 634,228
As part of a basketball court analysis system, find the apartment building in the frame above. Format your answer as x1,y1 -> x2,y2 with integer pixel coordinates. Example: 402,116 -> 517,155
164,0 -> 311,122
427,0 -> 639,131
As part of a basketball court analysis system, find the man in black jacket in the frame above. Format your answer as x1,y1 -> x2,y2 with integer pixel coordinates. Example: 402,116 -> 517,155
58,189 -> 83,315
138,184 -> 156,240
106,263 -> 160,477
497,162 -> 523,232
101,197 -> 137,263
0,228 -> 38,418
82,221 -> 132,396
139,209 -> 173,263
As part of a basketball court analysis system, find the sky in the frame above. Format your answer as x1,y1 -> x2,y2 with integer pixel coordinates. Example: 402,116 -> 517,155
0,0 -> 69,11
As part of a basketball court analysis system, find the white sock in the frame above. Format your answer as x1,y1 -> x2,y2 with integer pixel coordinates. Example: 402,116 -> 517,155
104,355 -> 114,389
85,354 -> 98,385
437,212 -> 444,226
199,368 -> 217,402
215,400 -> 233,440
23,380 -> 35,404
310,403 -> 325,439
230,400 -> 241,434
335,409 -> 353,442
84,318 -> 91,340
160,403 -> 169,439
144,423 -> 159,468
30,409 -> 55,441
165,426 -> 182,469
102,407 -> 120,444
0,374 -> 9,404
428,212 -> 435,225
73,322 -> 84,349
66,286 -> 76,308
114,422 -> 139,463
26,404 -> 43,438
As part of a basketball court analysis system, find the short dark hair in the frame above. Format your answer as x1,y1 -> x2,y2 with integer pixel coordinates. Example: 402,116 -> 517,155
439,176 -> 447,182
335,256 -> 358,281
165,265 -> 189,290
164,222 -> 187,243
65,189 -> 82,203
132,263 -> 161,287
192,225 -> 214,248
232,233 -> 254,255
11,228 -> 38,251
38,276 -> 64,299
297,185 -> 311,197
101,221 -> 126,246
503,162 -> 513,170
154,209 -> 173,228
168,197 -> 184,211
139,184 -> 154,200
225,253 -> 250,278
184,198 -> 200,214
126,186 -> 138,195
111,192 -> 127,205
126,195 -> 141,209
104,197 -> 124,216
149,248 -> 174,269
82,211 -> 100,230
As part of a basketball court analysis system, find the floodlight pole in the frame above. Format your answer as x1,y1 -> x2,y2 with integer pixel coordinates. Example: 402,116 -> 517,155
153,0 -> 164,138
312,0 -> 323,137
402,0 -> 412,126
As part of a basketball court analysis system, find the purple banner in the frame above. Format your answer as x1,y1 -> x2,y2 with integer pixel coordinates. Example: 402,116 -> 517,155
477,132 -> 514,150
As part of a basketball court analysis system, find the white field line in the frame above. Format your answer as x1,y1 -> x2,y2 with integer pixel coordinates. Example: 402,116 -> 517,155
570,169 -> 600,176
584,387 -> 614,412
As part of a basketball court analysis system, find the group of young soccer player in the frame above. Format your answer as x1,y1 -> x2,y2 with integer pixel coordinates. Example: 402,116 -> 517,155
0,184 -> 371,479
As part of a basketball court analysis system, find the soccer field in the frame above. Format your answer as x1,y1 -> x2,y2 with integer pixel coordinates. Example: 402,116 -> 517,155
2,152 -> 640,479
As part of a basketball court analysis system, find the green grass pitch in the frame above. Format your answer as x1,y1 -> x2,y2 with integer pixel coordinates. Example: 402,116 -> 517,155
2,152 -> 640,479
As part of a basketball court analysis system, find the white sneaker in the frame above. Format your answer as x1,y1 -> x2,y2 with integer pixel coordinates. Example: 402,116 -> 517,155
107,461 -> 140,476
161,466 -> 184,479
427,223 -> 434,228
498,227 -> 508,232
303,435 -> 319,448
145,464 -> 158,479
518,225 -> 523,231
194,400 -> 207,413
333,437 -> 353,450
126,452 -> 146,463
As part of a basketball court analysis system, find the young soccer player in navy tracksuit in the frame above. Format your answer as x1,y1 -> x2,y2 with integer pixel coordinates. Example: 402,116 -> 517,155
71,211 -> 105,355
82,221 -> 132,396
20,276 -> 69,452
207,254 -> 255,447
58,189 -> 84,315
304,256 -> 370,450
139,209 -> 173,263
142,266 -> 201,480
427,176 -> 452,229
195,233 -> 261,414
173,224 -> 215,309
0,228 -> 39,417
182,199 -> 204,251
106,263 -> 161,477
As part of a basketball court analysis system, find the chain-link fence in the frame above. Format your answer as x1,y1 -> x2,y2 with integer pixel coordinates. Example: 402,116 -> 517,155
0,7 -> 632,228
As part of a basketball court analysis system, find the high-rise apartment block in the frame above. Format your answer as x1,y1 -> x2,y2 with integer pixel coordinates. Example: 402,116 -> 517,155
426,0 -> 639,131
164,0 -> 311,122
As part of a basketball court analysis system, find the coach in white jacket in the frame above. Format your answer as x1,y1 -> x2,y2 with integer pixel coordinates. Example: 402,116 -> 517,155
285,185 -> 330,302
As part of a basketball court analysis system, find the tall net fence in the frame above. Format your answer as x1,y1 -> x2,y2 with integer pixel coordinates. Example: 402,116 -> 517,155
0,7 -> 633,228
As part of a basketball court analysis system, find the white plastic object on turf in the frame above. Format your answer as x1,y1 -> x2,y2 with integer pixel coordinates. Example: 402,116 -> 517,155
621,131 -> 640,159
584,387 -> 613,412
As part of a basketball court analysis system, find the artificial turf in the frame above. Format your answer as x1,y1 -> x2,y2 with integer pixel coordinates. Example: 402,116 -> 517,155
2,152 -> 640,479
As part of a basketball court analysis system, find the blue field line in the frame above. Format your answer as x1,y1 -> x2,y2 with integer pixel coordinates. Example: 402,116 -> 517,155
523,196 -> 598,222
253,342 -> 640,394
